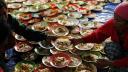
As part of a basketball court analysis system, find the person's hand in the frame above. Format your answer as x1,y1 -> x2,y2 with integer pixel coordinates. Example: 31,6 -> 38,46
95,59 -> 112,68
70,38 -> 84,45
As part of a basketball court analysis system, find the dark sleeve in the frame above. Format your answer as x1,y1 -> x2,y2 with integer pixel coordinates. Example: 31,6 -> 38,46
8,14 -> 47,41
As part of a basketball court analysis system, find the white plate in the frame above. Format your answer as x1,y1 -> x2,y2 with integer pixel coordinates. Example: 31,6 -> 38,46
42,56 -> 53,67
67,55 -> 82,67
14,42 -> 33,52
80,29 -> 94,36
52,26 -> 69,36
75,43 -> 94,50
34,47 -> 51,55
38,40 -> 54,49
68,12 -> 82,18
7,3 -> 22,9
15,34 -> 26,41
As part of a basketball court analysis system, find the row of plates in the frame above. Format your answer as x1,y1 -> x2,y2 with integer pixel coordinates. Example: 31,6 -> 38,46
13,52 -> 97,72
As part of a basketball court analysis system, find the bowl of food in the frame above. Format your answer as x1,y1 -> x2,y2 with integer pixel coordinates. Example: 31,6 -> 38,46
50,52 -> 71,68
14,61 -> 35,72
14,41 -> 33,52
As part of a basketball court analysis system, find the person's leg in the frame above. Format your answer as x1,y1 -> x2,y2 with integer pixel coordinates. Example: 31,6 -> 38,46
104,42 -> 124,60
104,42 -> 128,72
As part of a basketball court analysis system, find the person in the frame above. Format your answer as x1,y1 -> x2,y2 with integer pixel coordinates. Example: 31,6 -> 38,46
0,0 -> 55,55
71,2 -> 128,72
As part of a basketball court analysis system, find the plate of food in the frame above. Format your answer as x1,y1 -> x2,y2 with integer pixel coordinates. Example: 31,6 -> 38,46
34,46 -> 51,55
75,63 -> 97,72
21,51 -> 37,61
42,56 -> 53,67
14,61 -> 35,72
75,43 -> 94,50
15,34 -> 26,41
58,18 -> 79,26
38,40 -> 54,49
51,37 -> 73,51
68,12 -> 82,18
5,0 -> 26,3
69,26 -> 80,34
28,18 -> 41,24
80,29 -> 94,36
39,8 -> 61,17
31,22 -> 47,32
7,3 -> 22,9
50,52 -> 71,68
67,55 -> 82,67
81,54 -> 98,62
56,14 -> 68,21
34,64 -> 54,72
77,7 -> 88,14
43,17 -> 58,22
17,13 -> 32,21
52,26 -> 69,36
91,43 -> 104,51
79,21 -> 96,29
14,41 -> 33,52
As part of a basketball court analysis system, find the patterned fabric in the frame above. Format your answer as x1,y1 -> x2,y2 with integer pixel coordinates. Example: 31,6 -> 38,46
104,42 -> 128,72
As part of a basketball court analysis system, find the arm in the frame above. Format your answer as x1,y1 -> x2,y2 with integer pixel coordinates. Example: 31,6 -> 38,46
8,14 -> 47,41
82,19 -> 113,43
